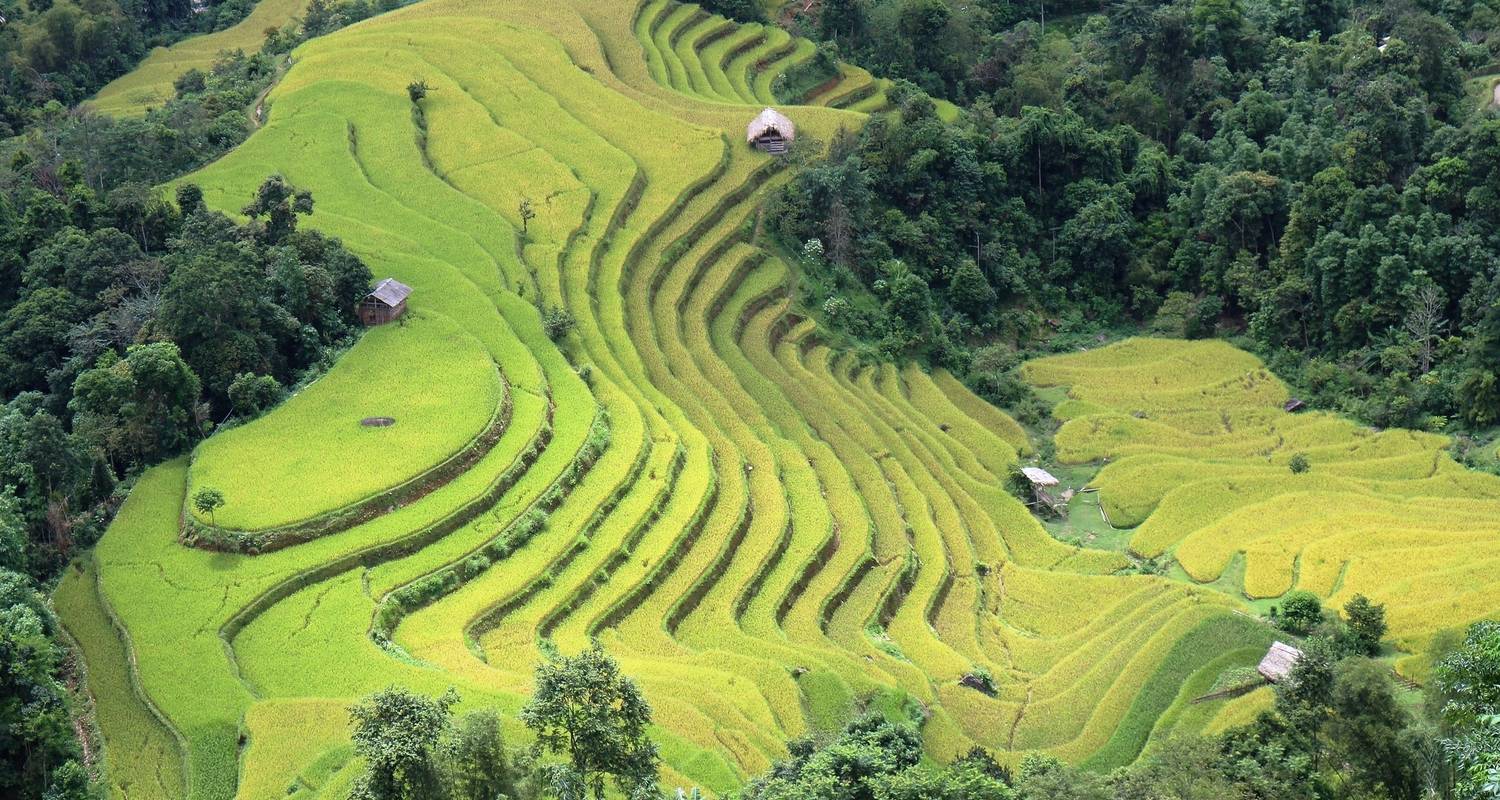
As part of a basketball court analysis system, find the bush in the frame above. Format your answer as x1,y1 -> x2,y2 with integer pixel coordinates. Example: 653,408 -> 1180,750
542,306 -> 576,341
1288,453 -> 1310,473
227,372 -> 285,420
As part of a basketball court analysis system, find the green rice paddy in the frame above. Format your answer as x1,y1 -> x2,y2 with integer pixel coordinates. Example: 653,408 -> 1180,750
54,2 -> 1500,798
187,311 -> 503,532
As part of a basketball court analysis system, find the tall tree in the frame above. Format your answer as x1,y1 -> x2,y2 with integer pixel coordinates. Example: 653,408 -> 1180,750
520,644 -> 659,800
348,686 -> 457,800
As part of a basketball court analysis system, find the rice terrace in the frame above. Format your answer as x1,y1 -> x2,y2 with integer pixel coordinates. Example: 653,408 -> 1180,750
6,0 -> 1499,797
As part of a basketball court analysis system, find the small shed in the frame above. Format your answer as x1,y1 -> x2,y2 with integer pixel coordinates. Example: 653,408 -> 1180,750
1257,641 -> 1303,683
1021,467 -> 1059,487
747,107 -> 795,155
358,278 -> 411,326
1283,398 -> 1306,413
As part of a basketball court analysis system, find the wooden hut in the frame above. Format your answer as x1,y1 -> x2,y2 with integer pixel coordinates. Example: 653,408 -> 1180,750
358,278 -> 411,325
1019,467 -> 1071,515
1257,641 -> 1303,683
747,107 -> 795,154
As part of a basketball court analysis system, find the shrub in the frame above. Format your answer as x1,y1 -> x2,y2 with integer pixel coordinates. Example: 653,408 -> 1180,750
542,306 -> 576,341
1288,453 -> 1310,473
227,372 -> 284,420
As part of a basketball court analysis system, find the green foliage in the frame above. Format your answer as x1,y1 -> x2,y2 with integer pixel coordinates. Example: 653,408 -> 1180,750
1275,591 -> 1323,636
70,342 -> 202,469
446,710 -> 519,800
698,0 -> 763,23
1287,453 -> 1310,474
1341,594 -> 1386,656
518,197 -> 536,234
226,373 -> 284,420
739,714 -> 940,800
776,0 -> 1500,435
542,305 -> 577,342
520,644 -> 659,800
1325,659 -> 1429,800
1428,622 -> 1500,799
407,80 -> 429,103
349,686 -> 457,800
0,569 -> 79,800
191,487 -> 224,526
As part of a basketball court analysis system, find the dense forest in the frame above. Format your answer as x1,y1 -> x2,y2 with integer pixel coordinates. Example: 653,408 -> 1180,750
767,0 -> 1500,442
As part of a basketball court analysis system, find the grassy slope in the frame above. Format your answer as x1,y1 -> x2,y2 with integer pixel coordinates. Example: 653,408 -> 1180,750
88,0 -> 311,117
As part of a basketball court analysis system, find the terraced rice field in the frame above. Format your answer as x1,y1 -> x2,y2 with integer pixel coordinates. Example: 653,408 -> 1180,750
1024,339 -> 1500,676
187,312 -> 504,534
634,1 -> 960,120
88,0 -> 310,116
61,4 -> 1362,799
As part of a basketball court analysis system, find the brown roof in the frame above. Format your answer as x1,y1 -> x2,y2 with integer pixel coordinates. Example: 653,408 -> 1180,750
366,278 -> 412,308
747,107 -> 795,143
1257,641 -> 1302,682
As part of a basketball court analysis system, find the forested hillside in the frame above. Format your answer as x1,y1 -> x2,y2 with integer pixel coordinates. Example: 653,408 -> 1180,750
773,0 -> 1500,436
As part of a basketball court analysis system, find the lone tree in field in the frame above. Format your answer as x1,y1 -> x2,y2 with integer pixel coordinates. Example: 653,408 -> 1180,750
191,487 -> 224,526
519,197 -> 536,234
1277,590 -> 1324,635
521,643 -> 660,800
1343,594 -> 1387,655
407,79 -> 428,103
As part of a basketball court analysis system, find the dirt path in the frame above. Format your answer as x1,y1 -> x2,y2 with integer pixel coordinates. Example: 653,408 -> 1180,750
248,55 -> 293,129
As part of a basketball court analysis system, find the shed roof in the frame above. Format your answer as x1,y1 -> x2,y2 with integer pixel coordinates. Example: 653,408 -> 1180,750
367,278 -> 412,308
1257,641 -> 1303,682
1020,467 -> 1059,487
747,107 -> 795,143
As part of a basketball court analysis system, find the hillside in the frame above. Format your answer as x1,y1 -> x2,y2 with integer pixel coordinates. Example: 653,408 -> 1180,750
46,2 -> 1499,799
86,0 -> 312,117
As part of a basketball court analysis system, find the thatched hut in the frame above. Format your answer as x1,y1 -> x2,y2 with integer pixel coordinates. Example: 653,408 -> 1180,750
1257,641 -> 1303,683
358,278 -> 411,326
747,107 -> 795,154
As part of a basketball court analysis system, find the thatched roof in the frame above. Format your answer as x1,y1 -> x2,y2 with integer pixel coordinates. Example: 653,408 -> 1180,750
367,278 -> 412,308
1020,467 -> 1059,487
1257,641 -> 1302,682
747,107 -> 795,143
